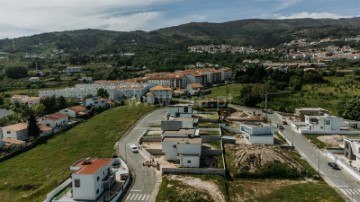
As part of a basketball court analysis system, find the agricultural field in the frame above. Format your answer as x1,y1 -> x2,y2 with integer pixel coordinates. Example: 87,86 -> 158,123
0,104 -> 156,202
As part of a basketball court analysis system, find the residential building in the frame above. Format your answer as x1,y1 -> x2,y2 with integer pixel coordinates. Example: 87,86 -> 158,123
162,128 -> 200,139
29,77 -> 40,82
186,83 -> 204,95
65,66 -> 82,74
60,105 -> 88,118
38,112 -> 68,128
161,117 -> 199,131
168,104 -> 193,118
38,124 -> 52,136
240,122 -> 274,144
85,97 -> 109,109
11,95 -> 40,106
1,123 -> 28,141
70,158 -> 115,201
146,85 -> 172,104
295,107 -> 329,121
304,115 -> 343,131
161,137 -> 202,168
344,137 -> 360,164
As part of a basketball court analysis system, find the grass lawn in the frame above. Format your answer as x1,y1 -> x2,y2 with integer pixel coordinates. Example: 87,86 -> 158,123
0,104 -> 156,202
200,131 -> 220,136
206,83 -> 242,99
303,134 -> 327,149
199,122 -> 219,128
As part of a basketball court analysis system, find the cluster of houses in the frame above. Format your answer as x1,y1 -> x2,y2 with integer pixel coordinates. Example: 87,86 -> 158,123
160,104 -> 202,168
0,96 -> 112,148
38,67 -> 233,104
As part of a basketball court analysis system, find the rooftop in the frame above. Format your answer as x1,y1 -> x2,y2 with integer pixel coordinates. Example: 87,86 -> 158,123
3,123 -> 28,131
44,112 -> 67,121
162,137 -> 202,144
241,122 -> 271,128
150,85 -> 172,91
163,129 -> 196,135
74,158 -> 113,175
69,105 -> 87,113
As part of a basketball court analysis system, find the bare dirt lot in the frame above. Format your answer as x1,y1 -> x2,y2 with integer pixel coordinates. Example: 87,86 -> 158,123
168,175 -> 226,202
317,135 -> 344,147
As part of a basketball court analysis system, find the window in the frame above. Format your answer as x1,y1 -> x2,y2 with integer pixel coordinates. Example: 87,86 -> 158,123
325,120 -> 331,125
173,145 -> 177,148
97,176 -> 99,181
96,189 -> 99,194
187,160 -> 191,163
7,131 -> 10,134
184,107 -> 188,113
74,179 -> 80,187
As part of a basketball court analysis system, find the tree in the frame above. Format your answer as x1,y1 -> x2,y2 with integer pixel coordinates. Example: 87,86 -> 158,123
31,103 -> 46,116
27,113 -> 40,139
5,66 -> 28,79
97,88 -> 109,98
40,96 -> 57,114
338,98 -> 360,121
0,96 -> 4,106
289,76 -> 303,91
56,96 -> 67,110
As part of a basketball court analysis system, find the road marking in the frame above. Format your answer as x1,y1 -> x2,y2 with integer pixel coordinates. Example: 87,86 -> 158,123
141,194 -> 147,200
131,194 -> 137,200
131,189 -> 143,192
126,194 -> 132,200
145,194 -> 150,201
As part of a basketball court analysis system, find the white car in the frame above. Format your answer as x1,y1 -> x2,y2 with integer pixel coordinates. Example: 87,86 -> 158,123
129,144 -> 139,153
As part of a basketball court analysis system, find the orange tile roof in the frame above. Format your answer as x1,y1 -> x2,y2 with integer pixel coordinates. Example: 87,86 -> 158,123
75,158 -> 113,175
70,105 -> 87,113
150,85 -> 172,91
44,112 -> 67,121
190,83 -> 203,88
38,124 -> 52,132
2,138 -> 26,145
3,123 -> 27,131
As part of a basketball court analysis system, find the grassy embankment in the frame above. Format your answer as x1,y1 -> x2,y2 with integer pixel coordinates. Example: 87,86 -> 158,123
0,104 -> 156,202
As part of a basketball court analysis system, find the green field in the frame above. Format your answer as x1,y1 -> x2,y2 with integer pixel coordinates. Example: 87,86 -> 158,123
0,104 -> 156,202
206,76 -> 360,114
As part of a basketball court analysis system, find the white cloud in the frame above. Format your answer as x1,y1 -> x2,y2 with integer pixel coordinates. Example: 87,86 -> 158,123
277,12 -> 350,19
276,0 -> 303,10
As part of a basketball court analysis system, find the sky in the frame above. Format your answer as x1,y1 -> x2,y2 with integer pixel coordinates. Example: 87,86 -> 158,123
0,0 -> 359,39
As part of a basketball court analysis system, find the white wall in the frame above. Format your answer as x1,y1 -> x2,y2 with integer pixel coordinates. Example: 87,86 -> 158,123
59,109 -> 76,118
177,143 -> 202,155
249,135 -> 274,145
72,174 -> 96,200
168,105 -> 193,117
2,128 -> 28,141
162,141 -> 178,161
178,155 -> 200,168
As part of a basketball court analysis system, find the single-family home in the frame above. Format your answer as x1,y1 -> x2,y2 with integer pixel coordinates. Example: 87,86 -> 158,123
28,77 -> 40,82
60,105 -> 88,118
186,83 -> 204,95
2,138 -> 26,146
161,137 -> 202,168
1,123 -> 28,141
85,97 -> 109,109
11,95 -> 40,106
240,122 -> 274,145
146,85 -> 173,104
162,128 -> 200,139
38,124 -> 53,136
304,115 -> 343,131
344,137 -> 360,164
295,107 -> 329,121
168,104 -> 193,118
161,117 -> 199,131
38,112 -> 68,128
65,66 -> 82,74
70,158 -> 116,201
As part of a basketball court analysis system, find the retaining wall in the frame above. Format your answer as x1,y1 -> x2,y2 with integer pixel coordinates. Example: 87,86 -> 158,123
162,168 -> 225,176
202,149 -> 223,156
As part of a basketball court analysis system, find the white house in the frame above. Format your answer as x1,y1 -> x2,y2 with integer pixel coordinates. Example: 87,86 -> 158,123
11,95 -> 40,106
146,85 -> 172,104
168,104 -> 193,118
162,128 -> 200,139
295,107 -> 329,121
65,66 -> 82,74
240,122 -> 274,145
85,97 -> 109,109
38,112 -> 68,128
161,117 -> 199,131
344,137 -> 360,165
186,83 -> 204,95
1,123 -> 28,141
161,137 -> 202,168
70,158 -> 115,201
304,115 -> 343,131
60,105 -> 88,118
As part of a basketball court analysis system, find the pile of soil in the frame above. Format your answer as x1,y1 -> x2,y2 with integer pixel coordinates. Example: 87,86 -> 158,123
229,145 -> 301,172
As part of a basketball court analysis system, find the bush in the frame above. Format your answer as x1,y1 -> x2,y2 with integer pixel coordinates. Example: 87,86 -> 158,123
234,162 -> 302,179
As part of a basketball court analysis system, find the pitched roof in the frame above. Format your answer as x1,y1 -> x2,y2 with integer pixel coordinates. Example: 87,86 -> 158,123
2,138 -> 26,145
75,158 -> 113,175
69,105 -> 87,112
190,83 -> 203,88
44,112 -> 67,121
2,123 -> 28,131
38,124 -> 52,132
150,85 -> 172,91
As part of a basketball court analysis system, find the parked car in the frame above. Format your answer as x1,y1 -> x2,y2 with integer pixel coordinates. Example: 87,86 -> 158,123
262,109 -> 273,114
328,162 -> 340,170
129,144 -> 139,153
278,125 -> 284,130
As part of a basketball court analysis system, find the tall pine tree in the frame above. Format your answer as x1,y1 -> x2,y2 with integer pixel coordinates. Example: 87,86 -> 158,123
27,113 -> 40,139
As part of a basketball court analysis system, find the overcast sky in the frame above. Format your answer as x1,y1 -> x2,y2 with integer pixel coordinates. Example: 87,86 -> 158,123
0,0 -> 359,39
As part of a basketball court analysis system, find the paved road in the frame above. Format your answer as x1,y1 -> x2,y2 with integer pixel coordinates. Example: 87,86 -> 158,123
230,104 -> 360,202
118,108 -> 167,202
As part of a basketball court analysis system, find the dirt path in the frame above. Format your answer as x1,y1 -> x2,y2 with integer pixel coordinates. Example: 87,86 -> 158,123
169,175 -> 225,202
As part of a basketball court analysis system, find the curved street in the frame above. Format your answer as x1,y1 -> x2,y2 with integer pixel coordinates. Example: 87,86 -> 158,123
117,108 -> 167,202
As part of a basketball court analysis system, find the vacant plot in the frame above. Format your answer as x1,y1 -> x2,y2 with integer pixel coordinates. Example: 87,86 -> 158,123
207,83 -> 242,99
0,104 -> 156,202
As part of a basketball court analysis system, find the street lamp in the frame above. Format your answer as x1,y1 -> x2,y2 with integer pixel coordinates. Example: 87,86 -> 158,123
124,143 -> 128,163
